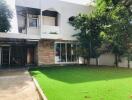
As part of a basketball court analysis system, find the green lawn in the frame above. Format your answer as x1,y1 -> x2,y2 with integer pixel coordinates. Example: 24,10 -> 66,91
30,66 -> 132,100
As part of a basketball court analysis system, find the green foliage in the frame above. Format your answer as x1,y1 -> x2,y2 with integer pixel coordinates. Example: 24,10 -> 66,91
96,0 -> 132,14
102,3 -> 132,66
95,0 -> 132,66
49,32 -> 58,34
70,12 -> 105,64
96,0 -> 113,11
0,0 -> 12,32
70,0 -> 132,66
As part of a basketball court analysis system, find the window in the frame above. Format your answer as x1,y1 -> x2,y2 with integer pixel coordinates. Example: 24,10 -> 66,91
55,42 -> 78,63
43,16 -> 56,26
29,15 -> 38,27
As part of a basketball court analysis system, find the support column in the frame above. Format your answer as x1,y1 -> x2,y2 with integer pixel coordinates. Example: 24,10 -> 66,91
0,47 -> 1,66
27,47 -> 35,65
40,10 -> 43,36
8,47 -> 11,69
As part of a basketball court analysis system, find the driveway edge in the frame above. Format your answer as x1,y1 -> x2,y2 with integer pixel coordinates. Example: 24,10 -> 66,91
32,77 -> 48,100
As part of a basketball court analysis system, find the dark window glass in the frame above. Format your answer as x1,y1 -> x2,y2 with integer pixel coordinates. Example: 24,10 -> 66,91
61,43 -> 66,62
55,43 -> 78,63
29,18 -> 38,27
67,43 -> 72,62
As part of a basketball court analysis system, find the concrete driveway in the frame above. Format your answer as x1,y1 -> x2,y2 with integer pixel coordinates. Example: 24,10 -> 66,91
0,69 -> 41,100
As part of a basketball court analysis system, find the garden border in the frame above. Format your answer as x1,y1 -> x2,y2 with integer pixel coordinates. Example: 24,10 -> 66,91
32,77 -> 48,100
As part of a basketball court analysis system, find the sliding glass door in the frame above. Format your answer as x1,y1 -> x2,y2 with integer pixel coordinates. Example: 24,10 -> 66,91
61,43 -> 66,62
55,42 -> 78,63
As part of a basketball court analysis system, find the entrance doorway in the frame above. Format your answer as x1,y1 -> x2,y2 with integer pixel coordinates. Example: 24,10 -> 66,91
0,46 -> 36,68
1,47 -> 10,67
10,46 -> 27,67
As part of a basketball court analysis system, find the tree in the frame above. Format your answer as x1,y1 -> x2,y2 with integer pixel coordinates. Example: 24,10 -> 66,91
0,0 -> 12,32
70,0 -> 132,67
69,12 -> 104,65
112,0 -> 132,13
97,0 -> 132,67
96,0 -> 132,15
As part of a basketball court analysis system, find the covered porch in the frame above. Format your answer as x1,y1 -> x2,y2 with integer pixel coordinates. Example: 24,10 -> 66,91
0,38 -> 38,68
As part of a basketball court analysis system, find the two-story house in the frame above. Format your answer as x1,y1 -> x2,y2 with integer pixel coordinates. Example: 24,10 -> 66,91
0,0 -> 92,67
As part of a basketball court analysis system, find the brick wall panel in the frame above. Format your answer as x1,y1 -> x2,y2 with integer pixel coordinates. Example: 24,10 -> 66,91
37,40 -> 55,65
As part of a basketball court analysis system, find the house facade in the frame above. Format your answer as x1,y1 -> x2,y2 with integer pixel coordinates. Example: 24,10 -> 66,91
0,0 -> 92,67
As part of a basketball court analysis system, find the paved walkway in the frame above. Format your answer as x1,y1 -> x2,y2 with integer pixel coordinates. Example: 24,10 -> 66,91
0,69 -> 41,100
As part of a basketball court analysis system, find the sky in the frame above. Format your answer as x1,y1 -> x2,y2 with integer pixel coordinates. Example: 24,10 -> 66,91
60,0 -> 92,5
5,0 -> 92,6
5,0 -> 93,6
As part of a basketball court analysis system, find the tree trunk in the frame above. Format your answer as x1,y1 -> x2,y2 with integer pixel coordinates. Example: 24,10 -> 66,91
115,54 -> 118,67
128,54 -> 130,68
96,57 -> 98,66
87,58 -> 90,66
84,58 -> 86,64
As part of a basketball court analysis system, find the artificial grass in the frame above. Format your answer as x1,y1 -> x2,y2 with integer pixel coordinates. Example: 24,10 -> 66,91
30,66 -> 132,100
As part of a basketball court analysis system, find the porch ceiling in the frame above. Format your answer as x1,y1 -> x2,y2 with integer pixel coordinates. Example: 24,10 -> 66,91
0,38 -> 38,45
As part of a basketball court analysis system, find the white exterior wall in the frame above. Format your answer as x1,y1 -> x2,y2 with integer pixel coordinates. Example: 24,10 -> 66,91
90,54 -> 132,68
1,0 -> 40,39
119,57 -> 132,68
15,0 -> 92,40
16,0 -> 40,9
3,0 -> 92,40
90,53 -> 115,66
119,57 -> 128,68
1,0 -> 131,67
98,53 -> 115,66
41,0 -> 92,40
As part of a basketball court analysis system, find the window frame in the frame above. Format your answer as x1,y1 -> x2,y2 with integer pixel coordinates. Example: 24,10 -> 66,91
54,42 -> 79,64
29,15 -> 39,28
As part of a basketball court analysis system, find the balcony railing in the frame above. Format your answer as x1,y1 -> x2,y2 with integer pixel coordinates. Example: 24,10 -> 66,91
41,25 -> 60,34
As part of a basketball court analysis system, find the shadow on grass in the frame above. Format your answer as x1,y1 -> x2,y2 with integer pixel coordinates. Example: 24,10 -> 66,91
30,66 -> 132,84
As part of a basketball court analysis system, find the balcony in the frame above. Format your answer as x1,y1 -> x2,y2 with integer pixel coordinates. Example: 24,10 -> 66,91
16,7 -> 61,39
42,25 -> 60,34
41,25 -> 61,39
